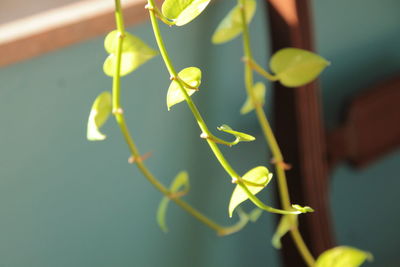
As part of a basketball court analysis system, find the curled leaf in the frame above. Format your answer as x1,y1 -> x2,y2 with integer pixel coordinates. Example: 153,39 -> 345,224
228,166 -> 272,217
316,246 -> 373,267
270,48 -> 330,87
167,67 -> 201,110
103,30 -> 157,77
291,204 -> 314,213
162,0 -> 211,26
272,215 -> 298,249
240,82 -> 266,114
217,124 -> 255,142
156,171 -> 190,232
87,91 -> 112,141
211,0 -> 256,44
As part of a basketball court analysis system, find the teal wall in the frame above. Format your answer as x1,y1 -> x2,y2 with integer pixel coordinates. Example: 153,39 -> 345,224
0,0 -> 399,266
314,1 -> 400,266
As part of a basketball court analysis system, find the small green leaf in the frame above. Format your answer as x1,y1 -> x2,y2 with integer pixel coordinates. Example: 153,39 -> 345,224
156,171 -> 190,233
272,215 -> 298,249
103,30 -> 157,77
167,67 -> 201,110
162,0 -> 211,26
228,166 -> 272,217
211,0 -> 256,44
316,246 -> 373,267
87,91 -> 112,141
217,124 -> 255,142
240,82 -> 266,114
270,48 -> 330,87
291,204 -> 314,213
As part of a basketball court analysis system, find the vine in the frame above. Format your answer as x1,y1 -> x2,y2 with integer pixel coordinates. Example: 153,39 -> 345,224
86,0 -> 373,266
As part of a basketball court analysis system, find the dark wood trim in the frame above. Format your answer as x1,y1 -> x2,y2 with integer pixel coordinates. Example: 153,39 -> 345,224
0,0 -> 148,67
327,76 -> 400,169
265,0 -> 335,266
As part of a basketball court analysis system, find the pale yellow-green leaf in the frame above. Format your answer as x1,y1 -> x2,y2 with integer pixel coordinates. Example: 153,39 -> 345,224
240,82 -> 266,114
166,67 -> 201,110
217,124 -> 255,142
211,0 -> 256,44
270,48 -> 330,87
162,0 -> 211,26
291,204 -> 314,213
103,31 -> 157,77
156,171 -> 189,232
316,246 -> 373,267
228,166 -> 272,217
272,215 -> 298,249
87,91 -> 112,141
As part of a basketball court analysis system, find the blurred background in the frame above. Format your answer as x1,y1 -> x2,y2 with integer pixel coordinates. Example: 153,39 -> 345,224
0,0 -> 399,266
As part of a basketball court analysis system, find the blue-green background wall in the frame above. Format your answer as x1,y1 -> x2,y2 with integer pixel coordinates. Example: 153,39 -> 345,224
0,0 -> 399,266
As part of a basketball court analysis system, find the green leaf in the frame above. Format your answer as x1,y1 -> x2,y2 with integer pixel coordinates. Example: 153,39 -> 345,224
272,215 -> 298,249
167,67 -> 201,110
291,204 -> 314,213
240,82 -> 266,114
87,91 -> 112,141
211,0 -> 256,44
162,0 -> 211,26
228,166 -> 272,217
270,48 -> 330,87
103,30 -> 157,77
156,171 -> 190,233
316,246 -> 373,267
217,124 -> 255,142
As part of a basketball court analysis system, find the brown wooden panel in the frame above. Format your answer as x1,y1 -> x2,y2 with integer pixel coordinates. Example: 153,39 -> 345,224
328,76 -> 400,169
265,0 -> 335,266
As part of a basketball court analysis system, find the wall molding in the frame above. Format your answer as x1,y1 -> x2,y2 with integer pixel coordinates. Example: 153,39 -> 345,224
0,0 -> 148,67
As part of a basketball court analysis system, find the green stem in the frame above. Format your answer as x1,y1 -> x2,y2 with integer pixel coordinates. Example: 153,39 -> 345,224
146,0 -> 298,216
111,0 -> 247,236
238,0 -> 316,266
245,57 -> 278,81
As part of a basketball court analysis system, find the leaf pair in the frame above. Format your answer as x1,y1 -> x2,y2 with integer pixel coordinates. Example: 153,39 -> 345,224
229,166 -> 272,217
161,0 -> 211,26
103,30 -> 157,77
157,171 -> 190,232
167,67 -> 201,110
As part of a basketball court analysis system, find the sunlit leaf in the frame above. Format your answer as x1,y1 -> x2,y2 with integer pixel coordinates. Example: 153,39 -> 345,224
162,0 -> 211,26
240,82 -> 266,114
167,67 -> 201,110
272,215 -> 298,249
270,48 -> 329,87
87,91 -> 112,141
217,124 -> 255,142
156,171 -> 190,232
228,166 -> 272,217
103,30 -> 157,77
211,0 -> 256,44
316,246 -> 373,267
291,204 -> 314,213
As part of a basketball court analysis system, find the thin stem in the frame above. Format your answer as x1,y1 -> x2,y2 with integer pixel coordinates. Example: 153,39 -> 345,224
111,0 -> 246,236
244,57 -> 279,81
146,0 -> 297,216
238,0 -> 316,266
